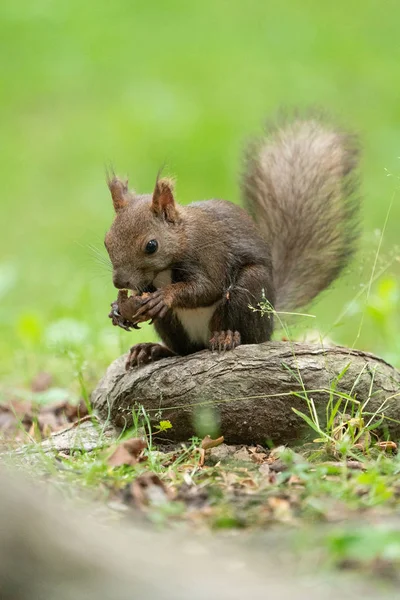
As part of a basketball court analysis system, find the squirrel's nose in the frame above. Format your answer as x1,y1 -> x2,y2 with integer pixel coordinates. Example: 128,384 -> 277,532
113,273 -> 131,289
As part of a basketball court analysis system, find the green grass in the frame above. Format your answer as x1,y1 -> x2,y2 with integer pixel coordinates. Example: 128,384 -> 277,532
11,428 -> 400,573
1,0 -> 400,389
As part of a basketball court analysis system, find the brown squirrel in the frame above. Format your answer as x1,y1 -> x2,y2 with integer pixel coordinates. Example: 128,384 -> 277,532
105,113 -> 360,368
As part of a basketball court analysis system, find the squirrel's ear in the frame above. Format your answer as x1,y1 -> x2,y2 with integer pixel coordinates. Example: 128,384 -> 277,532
151,177 -> 179,223
107,174 -> 130,212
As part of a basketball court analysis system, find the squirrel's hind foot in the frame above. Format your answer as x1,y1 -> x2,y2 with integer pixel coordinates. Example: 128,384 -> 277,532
126,343 -> 176,370
209,330 -> 241,353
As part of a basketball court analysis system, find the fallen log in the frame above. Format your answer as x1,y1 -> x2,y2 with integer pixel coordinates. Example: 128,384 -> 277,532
91,342 -> 400,446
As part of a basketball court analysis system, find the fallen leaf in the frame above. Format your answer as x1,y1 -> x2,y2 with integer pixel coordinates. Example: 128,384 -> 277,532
125,473 -> 172,508
64,398 -> 89,420
248,446 -> 268,464
0,394 -> 92,442
353,442 -> 367,452
267,496 -> 293,522
267,445 -> 287,463
108,438 -> 147,467
198,447 -> 205,467
31,372 -> 53,393
239,477 -> 257,490
28,421 -> 42,442
201,435 -> 224,450
376,441 -> 397,453
220,471 -> 240,489
42,422 -> 53,438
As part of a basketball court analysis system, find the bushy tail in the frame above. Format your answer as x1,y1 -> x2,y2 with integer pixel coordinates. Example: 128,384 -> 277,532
241,112 -> 360,311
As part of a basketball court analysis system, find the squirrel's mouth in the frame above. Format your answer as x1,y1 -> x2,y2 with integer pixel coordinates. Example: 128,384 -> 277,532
125,284 -> 156,295
142,284 -> 156,293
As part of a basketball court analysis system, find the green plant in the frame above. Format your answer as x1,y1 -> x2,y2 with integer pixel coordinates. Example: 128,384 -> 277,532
251,291 -> 399,460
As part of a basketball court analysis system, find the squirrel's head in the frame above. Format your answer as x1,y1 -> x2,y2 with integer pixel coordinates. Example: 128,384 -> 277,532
104,175 -> 184,292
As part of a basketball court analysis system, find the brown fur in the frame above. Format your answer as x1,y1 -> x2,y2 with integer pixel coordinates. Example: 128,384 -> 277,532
151,177 -> 180,223
104,187 -> 187,291
105,112 -> 360,364
107,174 -> 129,212
242,113 -> 360,311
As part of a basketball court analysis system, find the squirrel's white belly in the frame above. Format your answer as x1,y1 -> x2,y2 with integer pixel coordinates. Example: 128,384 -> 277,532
153,269 -> 217,345
174,304 -> 218,345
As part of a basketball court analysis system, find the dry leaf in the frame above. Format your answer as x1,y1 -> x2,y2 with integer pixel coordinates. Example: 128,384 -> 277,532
267,445 -> 287,463
198,448 -> 205,467
64,398 -> 89,420
201,435 -> 224,450
376,441 -> 397,453
288,474 -> 303,486
248,446 -> 268,464
268,496 -> 293,522
239,477 -> 257,489
0,394 -> 92,442
31,372 -> 53,393
126,473 -> 172,508
41,423 -> 53,438
108,438 -> 147,467
28,421 -> 42,442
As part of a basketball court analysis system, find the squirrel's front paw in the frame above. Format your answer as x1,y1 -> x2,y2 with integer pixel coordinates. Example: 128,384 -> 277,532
108,290 -> 142,331
109,303 -> 137,331
131,289 -> 170,322
209,330 -> 241,352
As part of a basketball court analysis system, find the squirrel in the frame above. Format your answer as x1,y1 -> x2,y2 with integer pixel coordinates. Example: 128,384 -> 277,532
104,112 -> 360,369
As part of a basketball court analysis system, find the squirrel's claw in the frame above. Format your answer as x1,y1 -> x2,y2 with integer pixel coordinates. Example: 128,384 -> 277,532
132,289 -> 168,322
126,342 -> 176,369
108,289 -> 166,332
209,330 -> 241,352
108,302 -> 141,331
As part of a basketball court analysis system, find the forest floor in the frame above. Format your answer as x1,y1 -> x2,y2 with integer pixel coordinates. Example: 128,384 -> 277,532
2,379 -> 400,594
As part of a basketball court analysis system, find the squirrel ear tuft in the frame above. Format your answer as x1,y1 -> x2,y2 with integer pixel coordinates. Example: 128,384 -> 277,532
151,177 -> 179,223
107,174 -> 129,212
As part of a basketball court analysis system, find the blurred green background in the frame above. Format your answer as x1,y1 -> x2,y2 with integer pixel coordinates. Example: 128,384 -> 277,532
1,0 -> 399,392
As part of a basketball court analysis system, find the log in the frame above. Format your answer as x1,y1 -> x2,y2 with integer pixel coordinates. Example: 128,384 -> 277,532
10,418 -> 118,466
91,342 -> 400,446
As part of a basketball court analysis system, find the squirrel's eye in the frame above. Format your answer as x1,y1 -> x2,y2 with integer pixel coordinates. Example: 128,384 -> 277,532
145,239 -> 158,254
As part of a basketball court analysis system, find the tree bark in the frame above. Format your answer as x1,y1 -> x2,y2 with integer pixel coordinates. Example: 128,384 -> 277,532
91,342 -> 400,446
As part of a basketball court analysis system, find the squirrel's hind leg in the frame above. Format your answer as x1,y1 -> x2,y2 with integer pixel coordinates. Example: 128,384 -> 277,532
126,343 -> 176,370
209,264 -> 274,349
